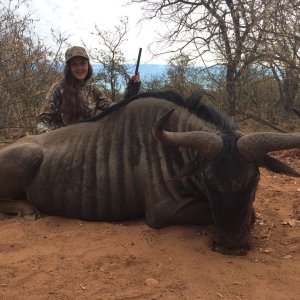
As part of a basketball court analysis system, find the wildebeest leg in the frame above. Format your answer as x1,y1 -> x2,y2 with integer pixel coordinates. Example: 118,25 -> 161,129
145,198 -> 213,229
0,143 -> 43,218
172,200 -> 213,225
0,199 -> 40,219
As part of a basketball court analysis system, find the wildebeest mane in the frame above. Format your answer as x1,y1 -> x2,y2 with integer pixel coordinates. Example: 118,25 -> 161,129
186,92 -> 237,132
84,91 -> 186,122
84,90 -> 236,132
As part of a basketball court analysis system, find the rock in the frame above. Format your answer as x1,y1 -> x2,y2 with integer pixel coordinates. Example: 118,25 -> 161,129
144,278 -> 158,287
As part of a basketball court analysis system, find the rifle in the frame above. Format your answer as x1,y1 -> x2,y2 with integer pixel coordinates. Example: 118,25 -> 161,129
135,48 -> 142,75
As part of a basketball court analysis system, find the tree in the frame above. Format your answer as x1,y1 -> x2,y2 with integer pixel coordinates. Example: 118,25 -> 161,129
140,53 -> 206,97
132,0 -> 274,115
262,0 -> 300,111
0,0 -> 65,139
85,17 -> 131,102
165,53 -> 191,96
165,53 -> 205,97
141,74 -> 167,92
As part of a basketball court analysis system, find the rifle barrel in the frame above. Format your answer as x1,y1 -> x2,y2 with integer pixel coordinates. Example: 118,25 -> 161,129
135,48 -> 142,75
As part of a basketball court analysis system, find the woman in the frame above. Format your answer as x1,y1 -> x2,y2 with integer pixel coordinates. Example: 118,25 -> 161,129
37,46 -> 141,133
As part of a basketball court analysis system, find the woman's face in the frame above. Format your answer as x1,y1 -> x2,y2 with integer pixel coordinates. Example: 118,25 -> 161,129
69,57 -> 89,81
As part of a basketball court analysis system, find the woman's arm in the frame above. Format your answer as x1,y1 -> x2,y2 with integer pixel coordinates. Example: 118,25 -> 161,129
36,83 -> 64,133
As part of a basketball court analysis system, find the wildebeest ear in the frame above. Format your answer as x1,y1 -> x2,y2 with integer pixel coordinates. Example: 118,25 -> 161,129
168,160 -> 199,181
262,154 -> 300,177
292,108 -> 300,118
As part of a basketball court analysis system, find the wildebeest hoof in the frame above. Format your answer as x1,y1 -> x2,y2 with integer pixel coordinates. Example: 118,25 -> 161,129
22,213 -> 40,220
17,203 -> 41,220
211,241 -> 249,256
0,200 -> 40,219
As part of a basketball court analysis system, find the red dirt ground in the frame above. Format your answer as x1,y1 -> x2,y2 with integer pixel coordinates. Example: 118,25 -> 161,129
0,149 -> 299,300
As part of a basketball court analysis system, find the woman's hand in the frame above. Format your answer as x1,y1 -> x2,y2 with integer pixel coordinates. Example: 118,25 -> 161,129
124,73 -> 141,99
131,73 -> 141,83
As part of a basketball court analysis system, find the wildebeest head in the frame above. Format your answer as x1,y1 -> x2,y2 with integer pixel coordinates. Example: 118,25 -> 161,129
152,110 -> 300,255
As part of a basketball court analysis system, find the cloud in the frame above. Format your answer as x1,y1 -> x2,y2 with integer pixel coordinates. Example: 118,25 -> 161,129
25,0 -> 169,64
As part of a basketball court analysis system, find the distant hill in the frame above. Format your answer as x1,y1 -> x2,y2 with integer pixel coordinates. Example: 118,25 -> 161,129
93,64 -> 168,81
91,64 -> 221,89
133,64 -> 168,80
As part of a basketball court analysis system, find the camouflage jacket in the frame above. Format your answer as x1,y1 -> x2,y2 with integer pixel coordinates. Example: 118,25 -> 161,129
37,79 -> 140,133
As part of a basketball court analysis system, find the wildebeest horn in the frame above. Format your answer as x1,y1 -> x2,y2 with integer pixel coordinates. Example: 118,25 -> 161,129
293,108 -> 300,118
237,132 -> 300,161
152,110 -> 223,160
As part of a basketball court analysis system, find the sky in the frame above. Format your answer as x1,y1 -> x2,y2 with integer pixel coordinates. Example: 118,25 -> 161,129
23,0 -> 170,65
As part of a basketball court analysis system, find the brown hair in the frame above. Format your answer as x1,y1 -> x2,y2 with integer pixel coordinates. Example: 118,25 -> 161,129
61,59 -> 93,122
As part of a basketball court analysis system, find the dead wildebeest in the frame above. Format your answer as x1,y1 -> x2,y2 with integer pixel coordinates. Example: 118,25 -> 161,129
0,91 -> 300,255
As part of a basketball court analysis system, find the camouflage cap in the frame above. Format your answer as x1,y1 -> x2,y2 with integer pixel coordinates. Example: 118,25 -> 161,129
65,46 -> 89,62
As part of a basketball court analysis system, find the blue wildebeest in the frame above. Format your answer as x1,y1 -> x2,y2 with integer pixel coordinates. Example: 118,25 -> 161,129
0,91 -> 299,255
